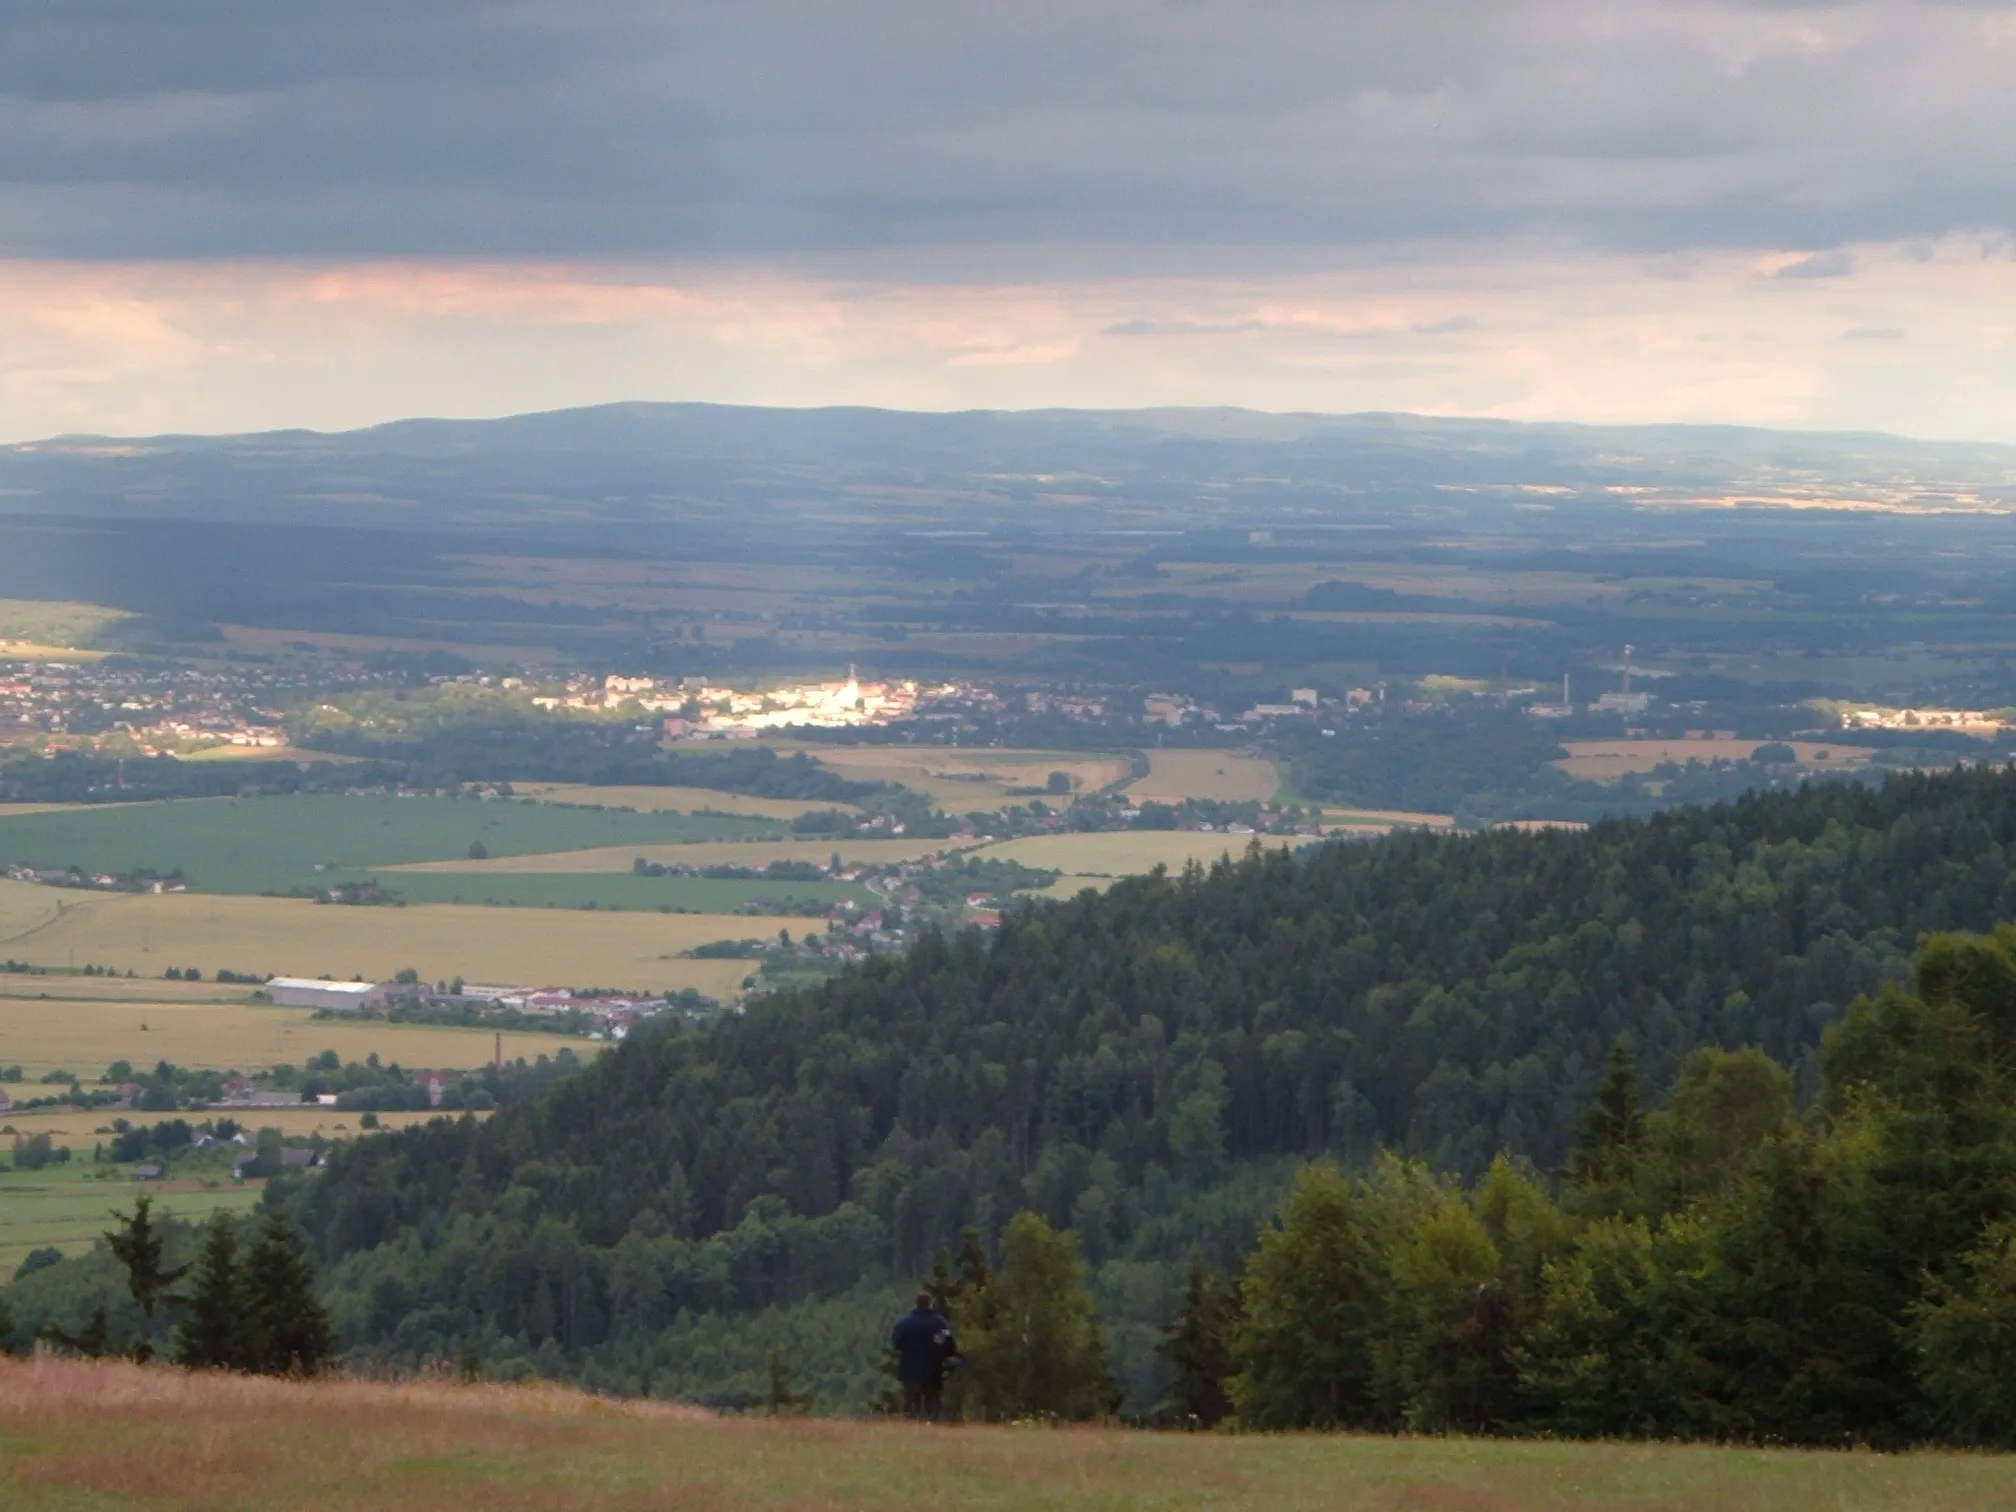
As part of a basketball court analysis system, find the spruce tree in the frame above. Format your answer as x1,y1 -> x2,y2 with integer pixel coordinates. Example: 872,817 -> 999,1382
242,1207 -> 335,1376
1157,1255 -> 1237,1427
1564,1039 -> 1645,1212
175,1212 -> 248,1371
105,1195 -> 187,1363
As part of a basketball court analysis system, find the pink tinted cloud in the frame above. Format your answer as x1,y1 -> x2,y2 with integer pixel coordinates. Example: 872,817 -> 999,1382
1,240 -> 2013,442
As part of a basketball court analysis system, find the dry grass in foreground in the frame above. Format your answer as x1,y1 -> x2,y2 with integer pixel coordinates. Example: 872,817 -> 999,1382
3,1359 -> 2011,1512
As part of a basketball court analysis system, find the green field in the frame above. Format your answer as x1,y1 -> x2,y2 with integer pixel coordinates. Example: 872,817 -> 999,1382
2,1359 -> 2012,1511
0,796 -> 785,896
373,871 -> 871,912
0,1159 -> 262,1276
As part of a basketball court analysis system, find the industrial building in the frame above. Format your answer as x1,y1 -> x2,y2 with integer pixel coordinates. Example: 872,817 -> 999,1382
264,977 -> 389,1012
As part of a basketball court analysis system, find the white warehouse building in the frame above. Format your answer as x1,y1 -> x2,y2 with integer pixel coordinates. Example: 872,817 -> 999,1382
264,978 -> 389,1012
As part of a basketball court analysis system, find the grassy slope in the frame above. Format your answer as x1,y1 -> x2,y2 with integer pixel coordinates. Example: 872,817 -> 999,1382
0,796 -> 784,895
0,1359 -> 2007,1511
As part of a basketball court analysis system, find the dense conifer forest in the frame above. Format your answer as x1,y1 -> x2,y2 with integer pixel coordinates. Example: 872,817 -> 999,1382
14,762 -> 2016,1427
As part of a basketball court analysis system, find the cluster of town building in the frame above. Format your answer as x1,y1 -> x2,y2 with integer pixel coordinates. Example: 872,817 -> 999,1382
263,976 -> 691,1040
1842,706 -> 2009,734
0,656 -> 401,756
521,668 -> 978,736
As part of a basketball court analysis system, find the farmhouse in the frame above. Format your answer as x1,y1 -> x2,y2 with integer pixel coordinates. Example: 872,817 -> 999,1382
266,977 -> 390,1012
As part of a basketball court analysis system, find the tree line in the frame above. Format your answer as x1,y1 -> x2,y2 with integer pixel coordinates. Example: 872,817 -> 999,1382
1149,922 -> 2016,1444
2,1195 -> 334,1378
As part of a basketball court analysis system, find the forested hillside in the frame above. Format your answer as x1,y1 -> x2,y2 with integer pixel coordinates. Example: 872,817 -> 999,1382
14,763 -> 2016,1413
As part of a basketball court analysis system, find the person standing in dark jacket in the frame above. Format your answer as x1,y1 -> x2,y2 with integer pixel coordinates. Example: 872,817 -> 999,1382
891,1291 -> 956,1420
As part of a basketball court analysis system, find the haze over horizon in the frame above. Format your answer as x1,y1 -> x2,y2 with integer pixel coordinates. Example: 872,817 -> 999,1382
4,2 -> 2015,444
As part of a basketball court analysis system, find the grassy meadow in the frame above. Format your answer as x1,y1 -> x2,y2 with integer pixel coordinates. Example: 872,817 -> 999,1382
0,795 -> 784,895
1,1359 -> 2009,1512
394,836 -> 965,873
0,891 -> 806,992
0,1162 -> 264,1275
509,783 -> 859,820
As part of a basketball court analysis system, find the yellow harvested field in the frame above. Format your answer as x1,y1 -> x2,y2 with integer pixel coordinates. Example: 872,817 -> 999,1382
1026,874 -> 1121,899
0,877 -> 65,940
0,975 -> 253,1006
3,1105 -> 480,1150
0,642 -> 107,663
1320,807 -> 1456,830
0,891 -> 808,994
805,746 -> 1134,807
1554,738 -> 1875,782
1126,750 -> 1280,804
511,783 -> 854,820
0,994 -> 566,1081
0,803 -> 138,818
972,830 -> 1323,876
392,837 -> 966,874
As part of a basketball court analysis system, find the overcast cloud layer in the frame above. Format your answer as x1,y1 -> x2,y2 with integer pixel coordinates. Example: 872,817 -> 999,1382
3,1 -> 2015,440
5,0 -> 2016,270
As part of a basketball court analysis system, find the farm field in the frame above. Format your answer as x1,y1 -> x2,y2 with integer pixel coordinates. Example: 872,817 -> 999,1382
377,872 -> 869,912
4,1359 -> 2012,1512
801,746 -> 1134,807
0,892 -> 807,994
972,830 -> 1322,876
2,1105 -> 473,1153
509,783 -> 856,820
0,795 -> 783,896
393,836 -> 967,874
0,991 -> 563,1083
0,1166 -> 263,1275
1319,807 -> 1457,831
1125,749 -> 1280,803
0,878 -> 64,941
0,597 -> 133,648
1553,738 -> 1877,782
0,975 -> 260,1006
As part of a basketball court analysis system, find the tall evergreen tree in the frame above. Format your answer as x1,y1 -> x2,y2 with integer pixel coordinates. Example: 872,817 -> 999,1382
242,1207 -> 335,1376
105,1194 -> 187,1363
1564,1040 -> 1645,1213
175,1212 -> 249,1371
1157,1255 -> 1237,1426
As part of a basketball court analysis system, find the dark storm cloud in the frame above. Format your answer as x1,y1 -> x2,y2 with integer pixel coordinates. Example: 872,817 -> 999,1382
2,0 -> 2012,271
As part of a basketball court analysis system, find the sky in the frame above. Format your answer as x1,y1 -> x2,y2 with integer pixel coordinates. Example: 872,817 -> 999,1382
3,0 -> 2015,442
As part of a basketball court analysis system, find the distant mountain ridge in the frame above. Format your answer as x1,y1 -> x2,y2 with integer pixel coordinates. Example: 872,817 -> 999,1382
3,402 -> 2012,530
